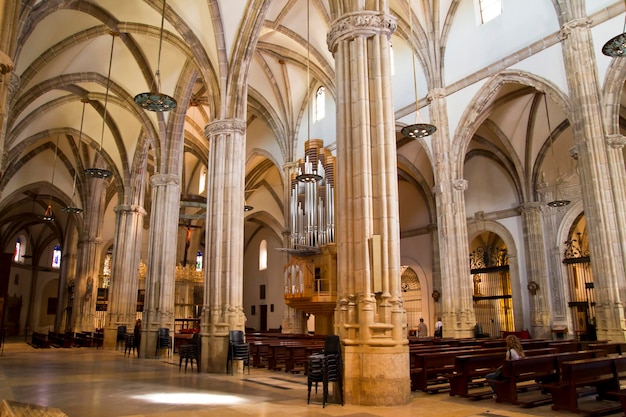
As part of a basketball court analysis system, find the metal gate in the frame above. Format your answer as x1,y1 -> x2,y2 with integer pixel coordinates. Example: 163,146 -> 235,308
470,244 -> 513,337
564,231 -> 594,340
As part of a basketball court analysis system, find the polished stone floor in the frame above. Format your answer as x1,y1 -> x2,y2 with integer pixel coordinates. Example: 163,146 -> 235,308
0,337 -> 623,417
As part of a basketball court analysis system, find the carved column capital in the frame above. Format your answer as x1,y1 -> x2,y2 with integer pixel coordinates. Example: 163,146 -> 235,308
453,179 -> 468,191
114,204 -> 147,216
519,202 -> 543,214
204,119 -> 245,138
327,11 -> 397,53
558,18 -> 591,40
427,88 -> 446,101
150,173 -> 179,187
606,134 -> 626,149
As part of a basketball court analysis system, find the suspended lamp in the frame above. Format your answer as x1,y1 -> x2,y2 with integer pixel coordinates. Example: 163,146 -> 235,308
401,0 -> 436,139
63,99 -> 88,214
41,136 -> 60,222
602,5 -> 626,57
85,33 -> 116,179
134,0 -> 177,111
295,0 -> 322,184
542,93 -> 570,208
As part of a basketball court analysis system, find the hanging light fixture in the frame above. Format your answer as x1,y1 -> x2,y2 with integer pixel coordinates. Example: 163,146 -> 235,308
85,32 -> 116,179
295,0 -> 322,184
134,0 -> 177,112
63,99 -> 88,214
601,5 -> 626,57
401,0 -> 436,139
41,136 -> 60,222
542,93 -> 570,208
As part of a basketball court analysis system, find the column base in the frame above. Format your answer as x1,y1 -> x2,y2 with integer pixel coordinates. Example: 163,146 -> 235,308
343,344 -> 410,406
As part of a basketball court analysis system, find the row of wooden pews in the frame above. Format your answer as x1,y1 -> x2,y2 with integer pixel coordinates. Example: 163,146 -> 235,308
409,336 -> 626,415
247,333 -> 325,373
30,330 -> 104,349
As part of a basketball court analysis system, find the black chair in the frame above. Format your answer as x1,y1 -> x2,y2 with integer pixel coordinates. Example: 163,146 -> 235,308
116,326 -> 127,350
179,332 -> 201,373
155,328 -> 172,358
307,353 -> 325,404
227,330 -> 250,374
307,335 -> 343,408
124,333 -> 136,357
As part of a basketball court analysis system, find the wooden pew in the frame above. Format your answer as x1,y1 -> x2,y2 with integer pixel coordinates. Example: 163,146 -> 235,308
493,350 -> 599,407
31,332 -> 51,348
539,356 -> 626,414
410,347 -> 505,392
447,348 -> 557,399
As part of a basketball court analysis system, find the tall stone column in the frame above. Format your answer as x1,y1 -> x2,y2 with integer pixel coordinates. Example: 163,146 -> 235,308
519,202 -> 551,339
72,175 -> 106,332
104,204 -> 146,348
0,0 -> 20,168
605,134 -> 626,301
559,18 -> 626,341
55,228 -> 78,332
328,7 -> 409,406
201,119 -> 247,373
430,87 -> 476,338
140,174 -> 179,358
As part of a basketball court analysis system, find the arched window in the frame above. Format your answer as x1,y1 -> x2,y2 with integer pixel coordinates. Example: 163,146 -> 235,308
315,86 -> 325,122
199,166 -> 207,194
259,240 -> 267,271
478,0 -> 501,24
13,238 -> 21,262
196,251 -> 203,271
52,245 -> 62,268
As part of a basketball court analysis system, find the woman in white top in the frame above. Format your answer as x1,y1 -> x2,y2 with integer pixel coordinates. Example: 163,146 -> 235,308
487,335 -> 525,398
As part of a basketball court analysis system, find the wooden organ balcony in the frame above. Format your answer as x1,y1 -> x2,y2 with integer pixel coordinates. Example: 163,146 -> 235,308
283,243 -> 337,315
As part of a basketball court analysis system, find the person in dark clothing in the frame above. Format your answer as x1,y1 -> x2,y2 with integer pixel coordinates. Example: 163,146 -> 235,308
133,319 -> 142,349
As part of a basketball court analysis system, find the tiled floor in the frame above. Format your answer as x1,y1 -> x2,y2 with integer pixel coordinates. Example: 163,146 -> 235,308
0,337 -> 623,417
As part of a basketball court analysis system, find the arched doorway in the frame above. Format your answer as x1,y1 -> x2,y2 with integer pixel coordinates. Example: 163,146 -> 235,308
563,214 -> 595,341
400,266 -> 423,331
469,232 -> 513,338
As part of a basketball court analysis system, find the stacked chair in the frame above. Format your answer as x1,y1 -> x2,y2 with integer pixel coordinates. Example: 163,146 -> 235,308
307,335 -> 343,408
227,330 -> 250,374
154,327 -> 172,358
116,325 -> 127,350
178,332 -> 201,373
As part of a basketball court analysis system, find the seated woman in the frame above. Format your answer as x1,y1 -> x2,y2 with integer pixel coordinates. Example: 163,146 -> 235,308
485,334 -> 525,398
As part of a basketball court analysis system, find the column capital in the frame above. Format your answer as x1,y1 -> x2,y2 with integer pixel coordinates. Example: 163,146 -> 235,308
0,50 -> 13,75
453,179 -> 468,191
606,133 -> 626,149
327,11 -> 397,53
519,202 -> 543,214
204,119 -> 245,138
150,173 -> 179,187
427,88 -> 446,101
559,18 -> 591,40
114,204 -> 147,216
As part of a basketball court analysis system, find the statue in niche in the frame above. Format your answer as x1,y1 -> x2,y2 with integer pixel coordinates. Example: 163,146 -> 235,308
473,274 -> 482,296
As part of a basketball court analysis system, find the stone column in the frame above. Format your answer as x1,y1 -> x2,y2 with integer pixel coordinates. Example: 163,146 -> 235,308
55,229 -> 78,332
103,204 -> 146,349
519,202 -> 551,339
605,134 -> 626,302
559,18 -> 626,341
0,0 -> 20,169
430,85 -> 476,337
328,8 -> 409,406
72,176 -> 107,332
201,119 -> 247,373
140,174 -> 179,358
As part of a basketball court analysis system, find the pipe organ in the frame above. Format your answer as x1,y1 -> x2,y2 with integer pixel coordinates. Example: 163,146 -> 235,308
290,139 -> 335,249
